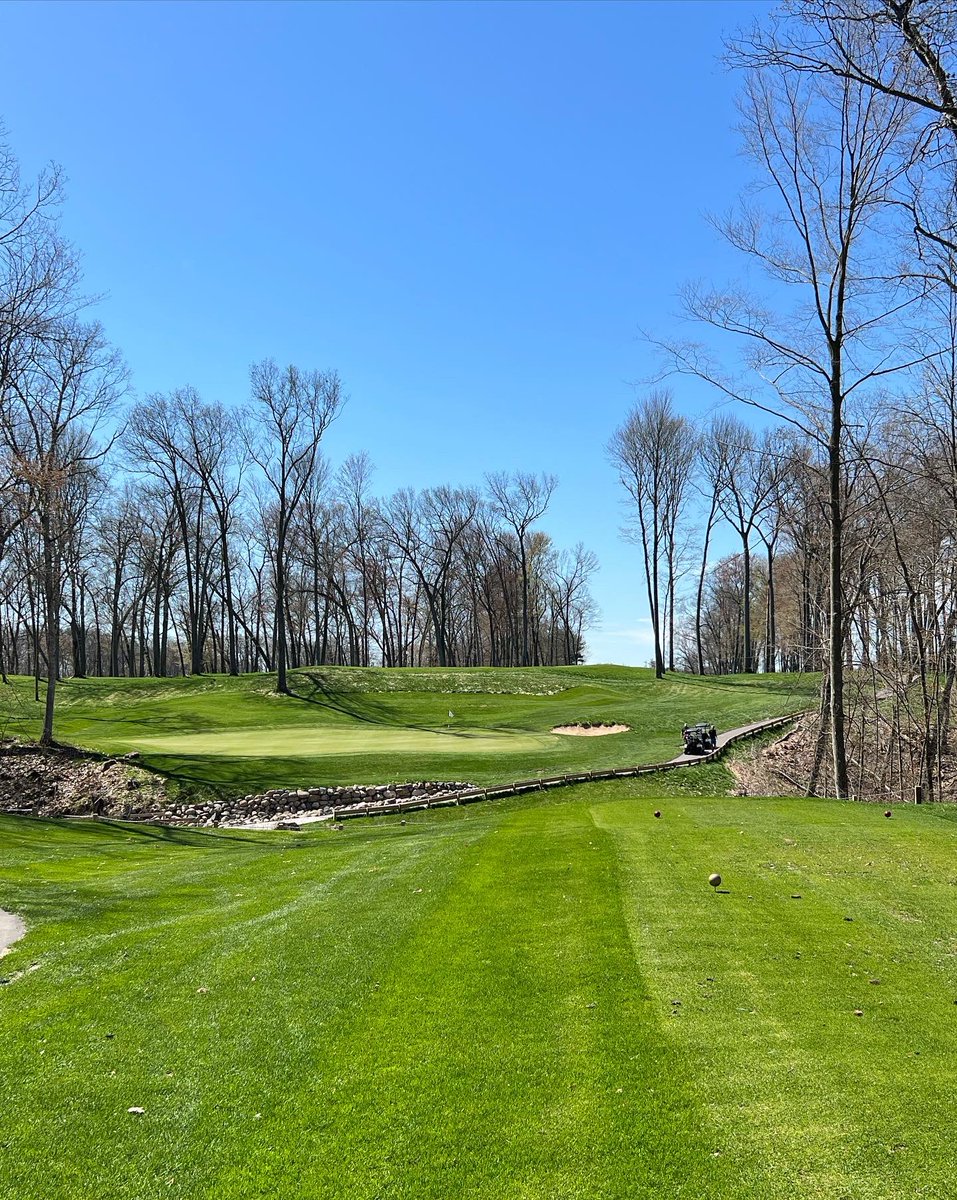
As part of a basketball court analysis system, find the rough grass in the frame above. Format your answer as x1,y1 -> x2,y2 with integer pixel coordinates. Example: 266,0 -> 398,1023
3,772 -> 957,1198
0,665 -> 817,797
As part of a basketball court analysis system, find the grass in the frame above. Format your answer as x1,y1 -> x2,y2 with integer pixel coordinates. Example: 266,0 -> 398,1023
131,725 -> 556,758
0,665 -> 817,797
3,771 -> 957,1198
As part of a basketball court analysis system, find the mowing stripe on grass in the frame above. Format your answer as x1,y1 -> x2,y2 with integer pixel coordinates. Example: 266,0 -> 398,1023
0,818 -> 487,1200
592,791 -> 957,1200
215,800 -> 770,1199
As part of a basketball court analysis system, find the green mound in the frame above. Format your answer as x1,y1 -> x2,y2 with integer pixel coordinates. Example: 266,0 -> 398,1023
1,665 -> 818,795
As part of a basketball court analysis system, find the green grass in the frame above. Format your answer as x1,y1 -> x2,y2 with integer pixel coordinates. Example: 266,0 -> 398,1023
132,725 -> 557,758
0,665 -> 817,797
3,774 -> 957,1198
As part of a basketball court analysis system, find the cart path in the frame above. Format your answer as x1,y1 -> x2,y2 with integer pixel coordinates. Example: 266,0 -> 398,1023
667,719 -> 781,766
322,712 -> 802,824
0,909 -> 25,956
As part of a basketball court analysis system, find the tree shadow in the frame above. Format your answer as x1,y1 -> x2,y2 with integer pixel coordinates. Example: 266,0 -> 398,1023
291,672 -> 473,736
290,672 -> 395,725
0,812 -> 297,849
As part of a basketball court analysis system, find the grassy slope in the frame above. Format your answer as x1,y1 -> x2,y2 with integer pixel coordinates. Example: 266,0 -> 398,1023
0,665 -> 816,796
3,772 -> 957,1199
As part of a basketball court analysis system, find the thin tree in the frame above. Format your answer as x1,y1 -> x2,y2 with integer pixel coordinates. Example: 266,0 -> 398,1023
608,390 -> 692,678
665,34 -> 919,795
485,471 -> 557,667
246,359 -> 343,695
4,320 -> 124,741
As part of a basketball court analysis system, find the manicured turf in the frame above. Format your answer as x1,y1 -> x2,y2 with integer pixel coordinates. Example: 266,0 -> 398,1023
0,665 -> 817,797
3,772 -> 957,1198
133,725 -> 557,758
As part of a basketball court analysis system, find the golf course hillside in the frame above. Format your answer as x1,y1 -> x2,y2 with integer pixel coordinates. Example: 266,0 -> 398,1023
1,666 -> 817,799
4,773 -> 957,1199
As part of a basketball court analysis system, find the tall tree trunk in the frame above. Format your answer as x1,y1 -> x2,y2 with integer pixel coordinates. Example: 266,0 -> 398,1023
39,513 -> 59,745
828,371 -> 850,799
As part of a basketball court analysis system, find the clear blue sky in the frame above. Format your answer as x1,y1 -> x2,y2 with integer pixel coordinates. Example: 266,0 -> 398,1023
2,0 -> 768,665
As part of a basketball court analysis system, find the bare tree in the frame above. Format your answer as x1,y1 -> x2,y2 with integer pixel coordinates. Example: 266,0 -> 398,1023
551,543 -> 599,664
693,419 -> 731,674
246,359 -> 343,694
3,320 -> 125,741
125,390 -> 212,675
608,390 -> 693,678
485,471 -> 557,667
382,486 -> 480,667
710,416 -> 779,673
666,31 -> 917,795
179,399 -> 247,675
733,1 -> 957,270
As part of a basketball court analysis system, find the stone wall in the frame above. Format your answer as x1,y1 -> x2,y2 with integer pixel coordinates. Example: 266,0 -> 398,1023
158,780 -> 475,827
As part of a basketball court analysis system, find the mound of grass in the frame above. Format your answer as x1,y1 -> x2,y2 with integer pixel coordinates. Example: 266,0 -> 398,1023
2,778 -> 956,1198
0,666 -> 817,798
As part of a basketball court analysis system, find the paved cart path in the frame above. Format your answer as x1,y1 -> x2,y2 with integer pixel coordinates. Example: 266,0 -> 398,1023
668,719 -> 782,766
0,910 -> 25,956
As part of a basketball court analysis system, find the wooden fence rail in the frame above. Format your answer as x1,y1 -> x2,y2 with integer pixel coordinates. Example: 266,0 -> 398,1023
330,712 -> 799,823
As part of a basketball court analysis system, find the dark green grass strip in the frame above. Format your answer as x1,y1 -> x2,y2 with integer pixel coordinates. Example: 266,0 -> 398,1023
0,817 -> 485,1200
0,802 -> 767,1200
214,802 -> 767,1199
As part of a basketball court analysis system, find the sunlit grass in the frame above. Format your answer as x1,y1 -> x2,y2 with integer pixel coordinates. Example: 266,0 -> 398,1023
2,773 -> 956,1198
0,665 -> 817,796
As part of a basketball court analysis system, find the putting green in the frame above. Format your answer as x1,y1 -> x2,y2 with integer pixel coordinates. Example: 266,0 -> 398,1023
128,725 -> 559,758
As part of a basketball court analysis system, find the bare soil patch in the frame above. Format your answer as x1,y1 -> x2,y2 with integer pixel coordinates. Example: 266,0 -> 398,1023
551,723 -> 630,737
725,715 -> 937,802
0,742 -> 166,819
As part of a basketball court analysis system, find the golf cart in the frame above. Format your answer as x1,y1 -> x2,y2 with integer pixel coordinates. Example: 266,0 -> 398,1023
681,722 -> 717,755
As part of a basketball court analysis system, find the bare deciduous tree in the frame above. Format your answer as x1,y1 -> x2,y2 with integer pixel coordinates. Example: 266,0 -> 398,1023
3,320 -> 125,741
665,27 -> 917,795
246,359 -> 343,694
485,471 -> 557,668
609,390 -> 694,678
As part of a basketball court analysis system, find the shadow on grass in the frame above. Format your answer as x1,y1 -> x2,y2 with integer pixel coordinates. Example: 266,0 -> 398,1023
0,813 -> 284,849
287,673 -> 393,725
291,672 -> 501,738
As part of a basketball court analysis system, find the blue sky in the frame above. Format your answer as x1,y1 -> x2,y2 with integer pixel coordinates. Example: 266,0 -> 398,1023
2,0 -> 769,664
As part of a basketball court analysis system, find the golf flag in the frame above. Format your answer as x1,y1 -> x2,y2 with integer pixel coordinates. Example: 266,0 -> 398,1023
448,710 -> 454,720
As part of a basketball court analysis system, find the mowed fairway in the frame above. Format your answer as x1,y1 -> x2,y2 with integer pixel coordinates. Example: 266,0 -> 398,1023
3,770 -> 957,1199
0,665 -> 817,796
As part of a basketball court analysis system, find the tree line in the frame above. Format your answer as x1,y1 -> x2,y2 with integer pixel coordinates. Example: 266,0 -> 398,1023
0,130 -> 597,743
611,0 -> 957,802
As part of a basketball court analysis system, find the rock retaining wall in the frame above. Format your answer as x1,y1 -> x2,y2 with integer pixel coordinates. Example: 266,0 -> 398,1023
157,780 -> 474,827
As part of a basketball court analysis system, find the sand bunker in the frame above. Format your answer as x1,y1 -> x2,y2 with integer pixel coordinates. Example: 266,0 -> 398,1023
0,909 -> 25,957
551,723 -> 630,736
